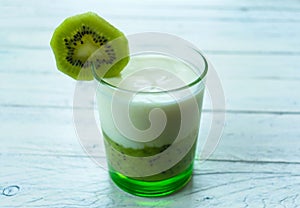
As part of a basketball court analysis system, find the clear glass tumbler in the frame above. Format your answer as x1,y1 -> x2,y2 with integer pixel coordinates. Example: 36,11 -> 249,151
95,33 -> 208,197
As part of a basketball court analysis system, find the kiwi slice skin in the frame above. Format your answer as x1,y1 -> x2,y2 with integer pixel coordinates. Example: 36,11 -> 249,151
50,12 -> 129,80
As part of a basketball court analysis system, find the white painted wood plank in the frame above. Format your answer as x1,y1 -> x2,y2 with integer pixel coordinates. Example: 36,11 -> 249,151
1,106 -> 300,163
1,0 -> 300,52
2,49 -> 300,78
2,5 -> 300,24
0,154 -> 299,207
0,106 -> 80,156
2,0 -> 300,15
204,112 -> 300,162
1,0 -> 299,113
1,18 -> 299,53
1,69 -> 299,112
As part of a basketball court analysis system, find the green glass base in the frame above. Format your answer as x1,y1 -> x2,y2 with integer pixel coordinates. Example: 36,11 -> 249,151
109,163 -> 193,197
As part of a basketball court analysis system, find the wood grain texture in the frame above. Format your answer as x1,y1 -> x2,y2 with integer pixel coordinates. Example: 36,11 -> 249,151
1,107 -> 300,162
2,54 -> 300,112
1,155 -> 300,208
1,0 -> 300,207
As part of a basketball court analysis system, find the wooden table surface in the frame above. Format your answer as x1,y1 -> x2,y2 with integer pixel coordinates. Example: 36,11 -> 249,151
1,0 -> 300,207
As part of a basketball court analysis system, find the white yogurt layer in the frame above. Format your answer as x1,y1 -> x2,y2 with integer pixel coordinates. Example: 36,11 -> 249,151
96,54 -> 205,149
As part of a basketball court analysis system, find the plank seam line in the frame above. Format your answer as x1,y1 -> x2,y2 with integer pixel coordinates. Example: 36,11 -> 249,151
205,158 -> 300,165
2,104 -> 300,115
1,153 -> 300,165
1,47 -> 300,56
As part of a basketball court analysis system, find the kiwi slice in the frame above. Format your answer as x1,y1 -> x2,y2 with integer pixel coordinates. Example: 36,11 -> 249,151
50,12 -> 129,80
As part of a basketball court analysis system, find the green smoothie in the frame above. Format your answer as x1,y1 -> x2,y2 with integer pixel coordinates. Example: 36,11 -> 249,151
97,54 -> 205,196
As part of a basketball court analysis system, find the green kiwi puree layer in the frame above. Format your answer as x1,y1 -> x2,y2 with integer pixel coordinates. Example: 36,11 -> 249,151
103,131 -> 197,181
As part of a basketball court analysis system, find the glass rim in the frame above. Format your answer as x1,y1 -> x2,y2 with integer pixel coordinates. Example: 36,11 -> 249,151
96,49 -> 208,94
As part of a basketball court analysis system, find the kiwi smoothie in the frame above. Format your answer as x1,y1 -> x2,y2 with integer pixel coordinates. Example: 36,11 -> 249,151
50,12 -> 207,197
97,54 -> 205,195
